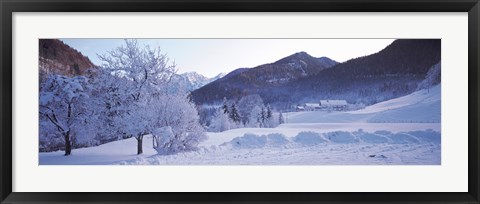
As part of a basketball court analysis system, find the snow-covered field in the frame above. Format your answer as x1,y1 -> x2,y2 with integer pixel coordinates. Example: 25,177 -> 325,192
39,85 -> 441,165
40,128 -> 440,165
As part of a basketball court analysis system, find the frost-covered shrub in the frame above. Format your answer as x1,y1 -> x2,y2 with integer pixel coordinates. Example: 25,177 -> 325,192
153,126 -> 175,154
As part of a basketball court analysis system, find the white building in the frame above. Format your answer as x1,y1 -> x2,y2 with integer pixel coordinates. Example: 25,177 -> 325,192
319,100 -> 349,111
304,103 -> 321,111
296,106 -> 306,111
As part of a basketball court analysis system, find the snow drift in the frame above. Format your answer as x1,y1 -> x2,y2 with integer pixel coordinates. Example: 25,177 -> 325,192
222,129 -> 440,149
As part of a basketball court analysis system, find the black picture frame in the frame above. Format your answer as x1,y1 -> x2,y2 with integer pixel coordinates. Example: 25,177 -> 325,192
1,0 -> 479,203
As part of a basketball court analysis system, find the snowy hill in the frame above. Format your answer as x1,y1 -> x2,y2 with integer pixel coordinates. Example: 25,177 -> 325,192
353,84 -> 440,123
39,39 -> 96,81
287,84 -> 441,123
353,84 -> 440,114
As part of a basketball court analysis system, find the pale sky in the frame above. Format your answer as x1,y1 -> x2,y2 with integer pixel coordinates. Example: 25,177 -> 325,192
61,39 -> 395,78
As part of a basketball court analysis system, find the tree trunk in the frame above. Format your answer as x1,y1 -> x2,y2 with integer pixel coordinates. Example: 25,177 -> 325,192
65,103 -> 72,156
64,131 -> 71,156
137,136 -> 143,155
152,135 -> 157,148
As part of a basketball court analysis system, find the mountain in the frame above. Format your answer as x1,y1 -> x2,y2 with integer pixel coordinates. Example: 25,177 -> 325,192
210,72 -> 227,82
191,52 -> 335,104
317,57 -> 338,68
281,39 -> 441,106
39,39 -> 96,79
217,68 -> 249,82
192,39 -> 441,109
170,72 -> 226,91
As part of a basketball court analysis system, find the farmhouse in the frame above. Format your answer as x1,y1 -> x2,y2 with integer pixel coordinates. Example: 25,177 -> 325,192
301,100 -> 350,111
304,103 -> 321,111
296,106 -> 306,111
319,100 -> 349,111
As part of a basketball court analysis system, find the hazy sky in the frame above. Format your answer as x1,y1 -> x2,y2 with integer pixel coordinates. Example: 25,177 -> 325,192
61,39 -> 395,78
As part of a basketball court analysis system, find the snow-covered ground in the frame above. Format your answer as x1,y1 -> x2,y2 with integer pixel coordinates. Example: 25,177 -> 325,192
39,135 -> 158,165
39,85 -> 441,165
286,85 -> 440,123
40,128 -> 440,165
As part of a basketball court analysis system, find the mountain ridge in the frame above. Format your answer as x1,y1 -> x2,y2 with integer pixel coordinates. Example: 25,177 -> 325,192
39,39 -> 96,79
191,52 -> 337,104
192,39 -> 441,109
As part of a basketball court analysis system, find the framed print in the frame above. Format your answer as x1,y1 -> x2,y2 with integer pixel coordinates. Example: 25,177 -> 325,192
1,0 -> 479,203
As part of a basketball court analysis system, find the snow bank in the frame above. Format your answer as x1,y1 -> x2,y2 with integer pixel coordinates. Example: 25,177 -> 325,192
353,129 -> 390,144
324,131 -> 359,144
228,133 -> 268,148
387,133 -> 420,144
408,129 -> 441,143
223,129 -> 440,149
224,133 -> 290,149
203,123 -> 440,147
293,131 -> 327,146
266,133 -> 291,147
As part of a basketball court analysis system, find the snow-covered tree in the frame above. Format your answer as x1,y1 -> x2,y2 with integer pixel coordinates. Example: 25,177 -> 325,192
149,92 -> 206,154
39,74 -> 92,155
278,112 -> 285,124
39,117 -> 62,152
209,108 -> 232,132
247,105 -> 262,128
222,97 -> 229,115
261,104 -> 272,128
86,68 -> 128,143
196,106 -> 216,127
417,62 -> 441,93
237,94 -> 264,125
98,39 -> 176,154
229,103 -> 241,123
263,104 -> 279,128
266,104 -> 273,119
259,106 -> 267,128
266,114 -> 279,128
